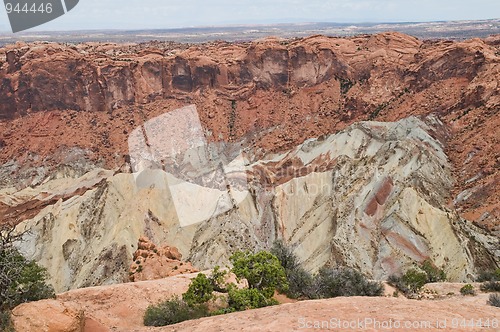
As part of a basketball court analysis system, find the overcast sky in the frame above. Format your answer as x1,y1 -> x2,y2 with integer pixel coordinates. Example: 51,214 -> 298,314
0,0 -> 499,32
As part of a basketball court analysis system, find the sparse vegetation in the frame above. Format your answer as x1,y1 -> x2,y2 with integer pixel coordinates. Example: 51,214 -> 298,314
270,240 -> 313,299
144,250 -> 286,327
476,269 -> 500,282
0,224 -> 55,331
271,241 -> 383,300
388,260 -> 446,297
227,284 -> 278,311
487,293 -> 500,307
420,260 -> 447,283
480,281 -> 500,292
388,271 -> 423,297
144,245 -> 385,327
229,100 -> 237,137
182,273 -> 214,306
338,77 -> 355,95
230,250 -> 288,298
368,102 -> 388,120
460,284 -> 475,296
311,267 -> 384,298
0,310 -> 14,332
143,297 -> 209,327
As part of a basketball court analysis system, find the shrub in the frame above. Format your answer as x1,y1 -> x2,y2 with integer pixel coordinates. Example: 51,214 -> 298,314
0,251 -> 55,309
388,261 -> 446,297
271,241 -> 383,300
144,245 -> 388,326
285,266 -> 315,299
182,267 -> 230,307
476,269 -> 500,282
460,284 -> 475,296
230,250 -> 288,298
271,241 -> 314,299
480,281 -> 500,292
227,285 -> 278,311
1,225 -> 55,311
420,260 -> 446,283
487,293 -> 500,307
388,269 -> 428,296
209,266 -> 228,293
0,310 -> 14,332
270,240 -> 299,271
143,297 -> 209,327
182,273 -> 214,306
210,307 -> 236,316
400,268 -> 428,292
311,267 -> 384,298
143,249 -> 288,327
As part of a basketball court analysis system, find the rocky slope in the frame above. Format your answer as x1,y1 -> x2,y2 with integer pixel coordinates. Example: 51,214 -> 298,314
0,33 -> 498,292
3,114 -> 498,292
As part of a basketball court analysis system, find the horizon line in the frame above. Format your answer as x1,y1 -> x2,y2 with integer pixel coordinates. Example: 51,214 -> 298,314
1,17 -> 498,35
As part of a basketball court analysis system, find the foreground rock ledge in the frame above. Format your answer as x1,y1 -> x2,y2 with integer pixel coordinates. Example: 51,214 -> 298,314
10,278 -> 499,332
157,296 -> 499,332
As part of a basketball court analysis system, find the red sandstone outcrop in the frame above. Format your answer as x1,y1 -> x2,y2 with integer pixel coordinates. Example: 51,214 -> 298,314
129,237 -> 198,282
11,273 -> 196,331
11,300 -> 85,332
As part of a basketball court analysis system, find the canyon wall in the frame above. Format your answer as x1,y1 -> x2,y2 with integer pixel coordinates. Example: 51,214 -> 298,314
7,115 -> 498,292
0,33 -> 498,291
1,33 -> 497,229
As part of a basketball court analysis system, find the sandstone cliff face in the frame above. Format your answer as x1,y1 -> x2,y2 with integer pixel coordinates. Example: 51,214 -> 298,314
0,33 -> 498,291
